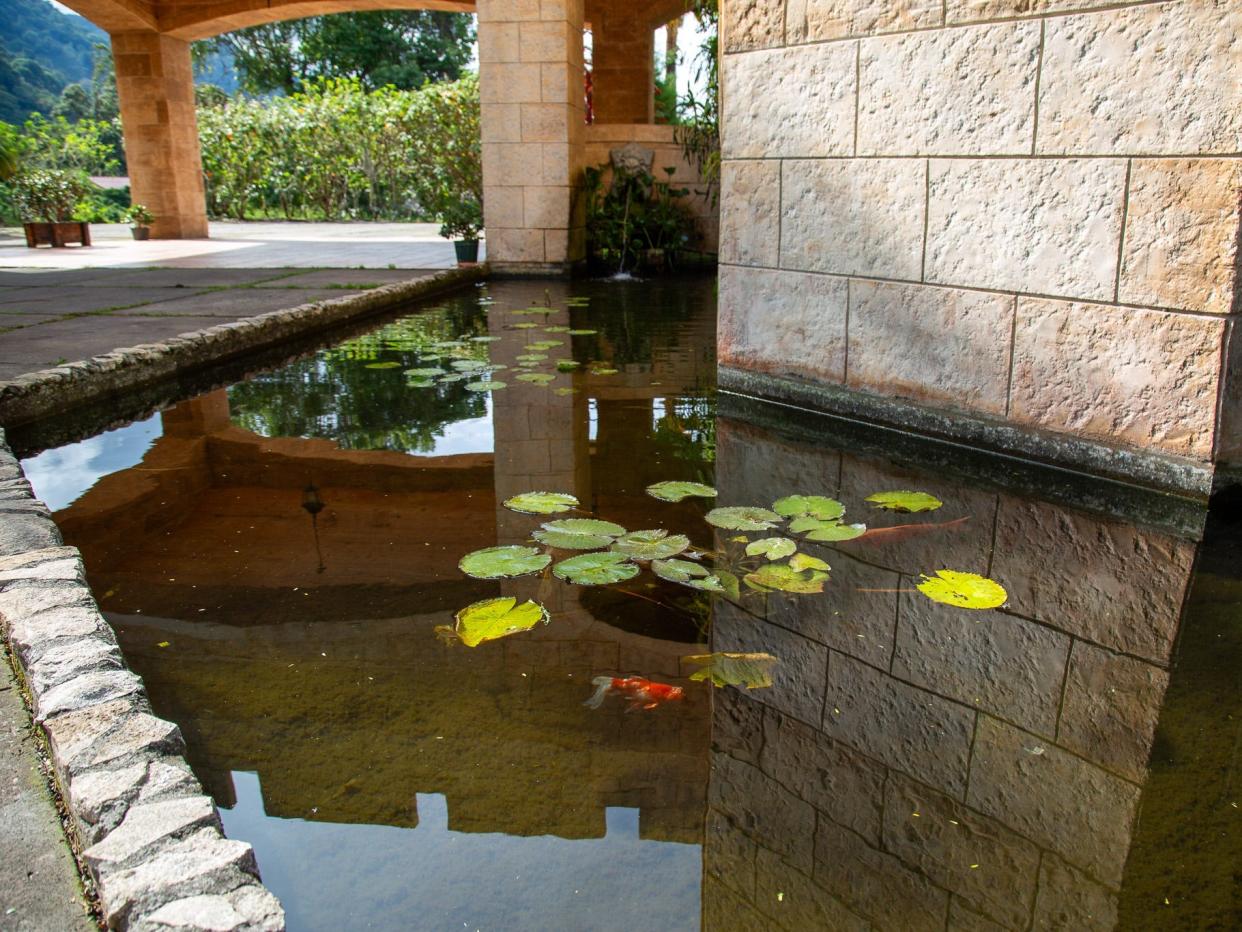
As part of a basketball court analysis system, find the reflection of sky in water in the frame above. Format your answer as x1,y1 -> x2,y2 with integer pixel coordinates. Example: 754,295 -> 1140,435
222,771 -> 699,932
429,394 -> 493,456
21,414 -> 163,512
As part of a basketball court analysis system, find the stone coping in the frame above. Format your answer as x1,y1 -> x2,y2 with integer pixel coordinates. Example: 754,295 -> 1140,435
0,264 -> 488,428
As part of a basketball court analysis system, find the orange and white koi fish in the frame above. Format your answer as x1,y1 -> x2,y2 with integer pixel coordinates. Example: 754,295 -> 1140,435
584,676 -> 685,711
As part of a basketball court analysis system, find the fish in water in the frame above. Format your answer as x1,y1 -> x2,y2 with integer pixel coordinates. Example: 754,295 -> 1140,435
585,676 -> 684,711
855,516 -> 970,545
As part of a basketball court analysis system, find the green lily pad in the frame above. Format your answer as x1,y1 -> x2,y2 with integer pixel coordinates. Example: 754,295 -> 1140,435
652,558 -> 725,593
440,597 -> 548,647
789,517 -> 868,541
465,380 -> 506,392
555,359 -> 581,371
516,353 -> 548,362
610,529 -> 691,560
470,335 -> 501,343
529,340 -> 564,350
566,297 -> 590,306
406,378 -> 437,388
555,387 -> 578,396
516,372 -> 556,385
553,552 -> 640,586
451,359 -> 487,371
459,545 -> 551,579
437,372 -> 469,382
433,341 -> 466,349
504,491 -> 579,514
789,553 -> 830,572
567,329 -> 597,335
773,495 -> 845,521
364,361 -> 400,369
404,367 -> 444,377
543,325 -> 572,333
866,490 -> 943,513
684,652 -> 776,689
591,367 -> 619,376
512,322 -> 541,329
646,480 -> 718,503
705,506 -> 782,531
543,518 -> 626,537
917,570 -> 1007,609
744,563 -> 829,594
746,537 -> 797,560
532,528 -> 613,550
487,364 -> 509,372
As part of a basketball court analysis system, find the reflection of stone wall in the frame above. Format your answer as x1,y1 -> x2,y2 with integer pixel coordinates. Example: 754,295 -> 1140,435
703,417 -> 1198,929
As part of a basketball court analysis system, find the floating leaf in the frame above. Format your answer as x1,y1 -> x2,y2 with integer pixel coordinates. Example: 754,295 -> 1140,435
364,361 -> 400,369
516,353 -> 548,362
504,491 -> 579,514
652,558 -> 725,593
746,537 -> 797,560
706,506 -> 782,531
773,495 -> 845,521
543,325 -> 572,333
470,335 -> 501,343
529,339 -> 564,350
404,367 -> 444,377
788,517 -> 868,542
459,545 -> 550,579
466,380 -> 506,392
646,480 -> 718,503
744,563 -> 829,593
543,518 -> 625,537
555,359 -> 581,371
451,359 -> 487,371
406,378 -> 436,388
532,528 -> 613,550
917,570 -> 1007,609
553,552 -> 640,585
567,329 -> 597,335
866,490 -> 943,513
516,372 -> 556,385
487,364 -> 509,372
437,372 -> 469,382
566,297 -> 591,306
591,367 -> 619,376
788,553 -> 830,573
554,387 -> 578,396
434,341 -> 466,349
684,652 -> 777,689
611,529 -> 691,560
441,597 -> 548,647
512,322 -> 541,329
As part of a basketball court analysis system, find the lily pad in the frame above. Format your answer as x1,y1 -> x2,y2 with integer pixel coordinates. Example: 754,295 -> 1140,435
590,367 -> 619,376
406,378 -> 436,389
866,490 -> 943,513
646,480 -> 718,503
440,597 -> 548,647
789,553 -> 830,572
504,491 -> 579,514
773,495 -> 845,521
543,518 -> 625,537
610,529 -> 691,561
744,563 -> 829,594
451,359 -> 487,371
459,545 -> 551,579
705,506 -> 782,532
543,325 -> 572,333
529,340 -> 564,350
554,387 -> 578,396
516,353 -> 548,362
652,558 -> 725,593
566,297 -> 591,306
567,329 -> 597,335
465,380 -> 506,392
364,361 -> 400,369
512,322 -> 541,329
684,652 -> 777,689
917,570 -> 1007,609
789,517 -> 868,542
437,372 -> 469,382
746,537 -> 797,560
516,372 -> 556,385
553,552 -> 640,586
555,359 -> 581,371
404,367 -> 445,377
470,335 -> 501,343
532,528 -> 613,550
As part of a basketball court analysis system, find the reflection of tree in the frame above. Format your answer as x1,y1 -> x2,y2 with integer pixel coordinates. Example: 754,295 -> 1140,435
227,302 -> 491,454
653,396 -> 716,467
579,277 -> 710,366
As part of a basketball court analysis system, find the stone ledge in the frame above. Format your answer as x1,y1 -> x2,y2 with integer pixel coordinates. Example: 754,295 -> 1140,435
0,433 -> 285,930
0,265 -> 487,429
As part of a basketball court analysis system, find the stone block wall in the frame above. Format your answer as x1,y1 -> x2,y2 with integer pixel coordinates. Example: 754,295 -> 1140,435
717,0 -> 1242,493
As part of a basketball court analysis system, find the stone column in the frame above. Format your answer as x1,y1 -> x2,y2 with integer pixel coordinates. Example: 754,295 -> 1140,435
112,32 -> 208,239
478,0 -> 586,273
590,13 -> 655,124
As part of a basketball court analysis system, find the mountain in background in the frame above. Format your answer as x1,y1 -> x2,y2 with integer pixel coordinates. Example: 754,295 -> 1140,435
0,0 -> 107,122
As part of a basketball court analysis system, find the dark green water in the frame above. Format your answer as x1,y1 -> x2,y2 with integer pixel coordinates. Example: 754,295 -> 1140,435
18,276 -> 1239,930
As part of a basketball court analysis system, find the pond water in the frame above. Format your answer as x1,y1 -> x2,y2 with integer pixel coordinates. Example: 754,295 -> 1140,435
16,276 -> 1239,931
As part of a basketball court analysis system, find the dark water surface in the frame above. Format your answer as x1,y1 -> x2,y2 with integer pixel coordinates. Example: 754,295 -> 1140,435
18,276 -> 1239,930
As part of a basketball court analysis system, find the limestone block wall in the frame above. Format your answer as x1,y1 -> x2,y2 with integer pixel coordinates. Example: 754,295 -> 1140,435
717,0 -> 1242,492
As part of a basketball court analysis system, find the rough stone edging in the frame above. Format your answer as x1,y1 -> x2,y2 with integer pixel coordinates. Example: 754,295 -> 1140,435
0,264 -> 488,427
0,428 -> 286,931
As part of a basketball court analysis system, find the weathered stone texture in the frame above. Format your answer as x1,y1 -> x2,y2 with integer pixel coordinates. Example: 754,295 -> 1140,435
719,161 -> 780,267
1038,1 -> 1242,155
722,42 -> 856,159
1119,158 -> 1242,315
718,266 -> 847,383
947,0 -> 1148,22
709,753 -> 818,874
966,715 -> 1140,886
926,158 -> 1127,300
823,651 -> 975,799
858,21 -> 1039,156
892,593 -> 1070,737
992,496 -> 1194,663
1031,852 -> 1119,931
754,847 -> 869,931
787,0 -> 942,42
722,0 -> 784,52
1009,298 -> 1225,462
781,159 -> 926,280
1057,641 -> 1168,782
846,280 -> 1014,415
704,809 -> 757,900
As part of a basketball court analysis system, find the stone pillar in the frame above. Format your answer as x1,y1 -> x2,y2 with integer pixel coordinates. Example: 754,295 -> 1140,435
591,15 -> 655,124
478,0 -> 586,274
112,32 -> 208,239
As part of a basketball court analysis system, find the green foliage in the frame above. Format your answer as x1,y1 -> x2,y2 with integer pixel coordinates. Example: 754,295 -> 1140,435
553,552 -> 640,586
0,0 -> 106,123
437,597 -> 548,648
582,162 -> 695,273
673,0 -> 720,205
646,480 -> 717,502
865,490 -> 944,513
610,529 -> 691,561
917,570 -> 1008,609
124,203 -> 153,226
458,545 -> 550,580
9,168 -> 91,221
503,491 -> 579,515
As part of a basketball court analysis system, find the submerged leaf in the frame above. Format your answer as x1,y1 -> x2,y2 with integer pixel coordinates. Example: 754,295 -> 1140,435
705,506 -> 782,531
459,545 -> 550,579
553,551 -> 640,585
532,528 -> 613,550
866,490 -> 943,513
684,652 -> 777,689
746,537 -> 797,560
444,597 -> 548,648
465,380 -> 506,392
646,480 -> 718,503
504,491 -> 579,514
610,529 -> 691,560
773,495 -> 845,521
542,518 -> 626,537
917,570 -> 1007,609
744,563 -> 829,593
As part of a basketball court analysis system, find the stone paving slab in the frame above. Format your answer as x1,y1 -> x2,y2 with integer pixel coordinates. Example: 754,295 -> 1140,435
0,314 -> 70,331
112,289 -> 352,318
0,288 -> 209,315
63,269 -> 302,290
251,268 -> 437,288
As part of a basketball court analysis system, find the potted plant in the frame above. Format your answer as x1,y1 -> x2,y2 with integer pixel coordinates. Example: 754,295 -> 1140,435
439,198 -> 483,265
125,203 -> 154,240
12,169 -> 92,248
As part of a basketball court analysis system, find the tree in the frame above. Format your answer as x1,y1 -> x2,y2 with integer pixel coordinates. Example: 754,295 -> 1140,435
196,12 -> 475,96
